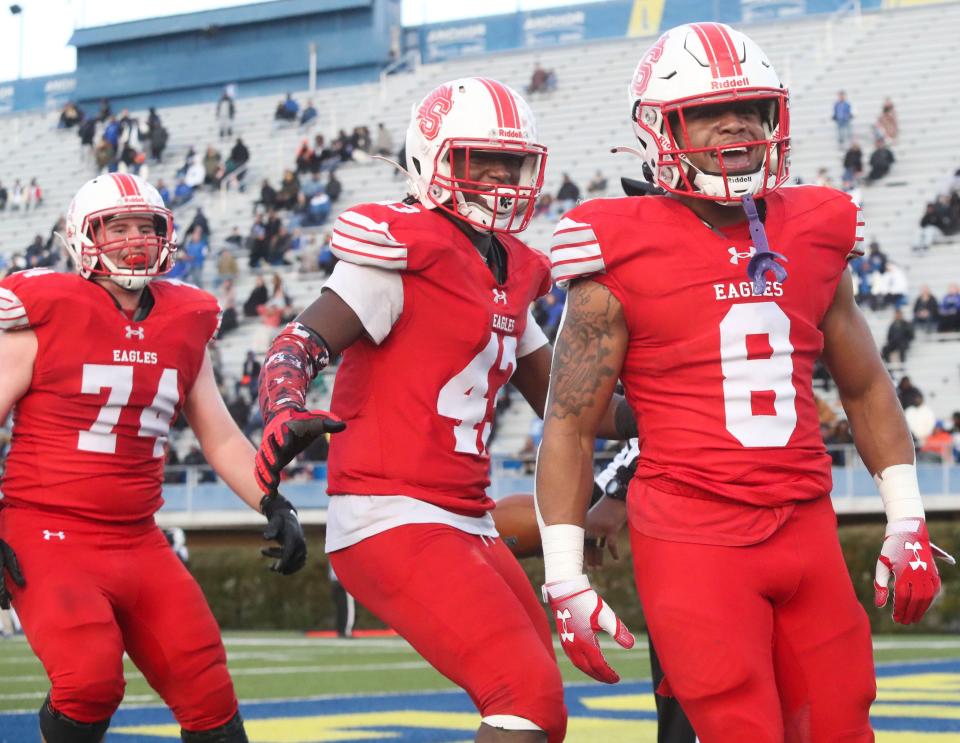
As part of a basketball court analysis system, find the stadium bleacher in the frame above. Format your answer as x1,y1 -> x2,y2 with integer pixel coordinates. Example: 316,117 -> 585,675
1,1 -> 959,515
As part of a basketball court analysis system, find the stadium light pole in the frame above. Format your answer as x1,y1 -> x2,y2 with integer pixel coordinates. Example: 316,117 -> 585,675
9,4 -> 23,80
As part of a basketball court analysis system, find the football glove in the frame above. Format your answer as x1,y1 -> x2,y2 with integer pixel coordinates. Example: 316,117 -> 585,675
0,539 -> 25,610
874,518 -> 955,625
254,406 -> 345,494
544,574 -> 634,683
260,493 -> 307,575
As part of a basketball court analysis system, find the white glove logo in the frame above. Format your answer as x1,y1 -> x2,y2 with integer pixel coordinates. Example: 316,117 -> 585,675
906,541 -> 927,571
556,608 -> 575,643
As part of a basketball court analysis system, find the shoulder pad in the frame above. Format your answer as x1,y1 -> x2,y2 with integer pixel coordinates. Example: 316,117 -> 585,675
330,201 -> 416,271
549,202 -> 609,287
0,269 -> 68,331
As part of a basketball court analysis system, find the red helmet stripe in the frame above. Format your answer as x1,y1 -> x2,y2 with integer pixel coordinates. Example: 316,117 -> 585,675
690,23 -> 741,78
110,173 -> 141,198
476,78 -> 520,131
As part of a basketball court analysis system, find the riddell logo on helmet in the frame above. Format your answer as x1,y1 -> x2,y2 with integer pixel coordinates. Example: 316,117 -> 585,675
711,77 -> 750,90
497,127 -> 526,139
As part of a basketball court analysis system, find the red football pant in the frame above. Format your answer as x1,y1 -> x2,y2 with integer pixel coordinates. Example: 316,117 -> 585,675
330,524 -> 567,741
0,507 -> 238,730
630,496 -> 876,743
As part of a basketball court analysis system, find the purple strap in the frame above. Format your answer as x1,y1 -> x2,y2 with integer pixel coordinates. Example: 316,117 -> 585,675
742,194 -> 788,295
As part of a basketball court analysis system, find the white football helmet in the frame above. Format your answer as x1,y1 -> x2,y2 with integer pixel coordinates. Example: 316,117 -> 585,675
627,23 -> 790,203
405,77 -> 547,233
61,173 -> 176,290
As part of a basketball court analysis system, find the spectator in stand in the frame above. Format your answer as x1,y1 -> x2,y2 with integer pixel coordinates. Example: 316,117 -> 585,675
58,102 -> 84,129
149,121 -> 168,163
374,123 -> 393,157
300,99 -> 318,128
184,158 -> 206,191
831,90 -> 853,149
527,62 -> 549,94
874,98 -> 898,145
586,170 -> 608,196
896,376 -> 921,411
182,226 -> 209,288
215,246 -> 238,288
155,178 -> 170,206
97,97 -> 111,122
333,129 -> 353,162
325,170 -> 342,203
9,179 -> 23,211
240,351 -> 262,400
920,423 -> 953,463
274,93 -> 299,123
881,309 -> 914,364
554,172 -> 581,216
24,235 -> 45,267
351,126 -> 371,155
172,178 -> 193,207
814,167 -> 833,188
147,107 -> 162,135
275,170 -> 300,210
258,274 -> 292,327
186,208 -> 211,241
78,116 -> 97,154
918,195 -> 960,250
301,171 -> 323,200
257,178 -> 277,212
841,175 -> 863,207
913,286 -> 940,333
0,180 -> 7,210
842,139 -> 863,181
866,239 -> 888,273
243,276 -> 268,318
217,279 -> 239,337
246,214 -> 268,268
904,392 -> 937,445
824,419 -> 855,467
24,179 -> 42,211
216,90 -> 235,139
225,226 -> 243,248
268,225 -> 293,266
865,137 -> 895,183
303,192 -> 331,227
203,145 -> 222,188
102,116 -> 120,152
535,192 -> 554,219
295,139 -> 313,174
939,283 -> 960,331
869,261 -> 907,310
224,138 -> 249,187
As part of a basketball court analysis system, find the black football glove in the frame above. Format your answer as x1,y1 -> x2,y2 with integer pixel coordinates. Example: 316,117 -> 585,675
254,407 -> 345,494
260,493 -> 307,575
0,539 -> 25,610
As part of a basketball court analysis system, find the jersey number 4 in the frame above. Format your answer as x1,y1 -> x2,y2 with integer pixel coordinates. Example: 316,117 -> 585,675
437,334 -> 517,456
77,364 -> 179,457
719,303 -> 798,447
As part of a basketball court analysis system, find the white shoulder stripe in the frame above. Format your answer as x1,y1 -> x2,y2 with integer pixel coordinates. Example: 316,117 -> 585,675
551,256 -> 606,287
0,286 -> 29,330
551,243 -> 602,267
551,218 -> 598,251
337,210 -> 404,247
331,234 -> 408,270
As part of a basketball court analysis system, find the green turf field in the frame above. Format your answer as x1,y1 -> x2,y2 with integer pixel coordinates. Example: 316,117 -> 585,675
3,633 -> 960,741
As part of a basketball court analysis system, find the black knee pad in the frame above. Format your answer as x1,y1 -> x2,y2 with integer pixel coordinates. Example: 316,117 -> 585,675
38,694 -> 111,743
181,711 -> 248,743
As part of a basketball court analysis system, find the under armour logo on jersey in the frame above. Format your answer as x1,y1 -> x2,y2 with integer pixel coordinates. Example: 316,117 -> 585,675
492,289 -> 508,304
557,608 -> 575,643
906,541 -> 927,571
125,325 -> 145,340
42,530 -> 65,541
728,246 -> 757,265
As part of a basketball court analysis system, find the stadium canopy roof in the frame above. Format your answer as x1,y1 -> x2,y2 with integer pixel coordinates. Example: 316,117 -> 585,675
70,0 -> 372,47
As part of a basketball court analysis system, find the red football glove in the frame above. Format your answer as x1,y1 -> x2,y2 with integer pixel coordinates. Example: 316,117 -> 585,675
254,407 -> 345,493
874,518 -> 955,625
544,575 -> 635,683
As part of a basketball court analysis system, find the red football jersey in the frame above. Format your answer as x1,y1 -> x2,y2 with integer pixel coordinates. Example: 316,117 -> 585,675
551,186 -> 863,511
327,201 -> 551,516
0,271 -> 219,522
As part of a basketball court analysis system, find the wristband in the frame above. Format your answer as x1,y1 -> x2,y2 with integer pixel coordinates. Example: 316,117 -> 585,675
541,523 -> 585,586
874,463 -> 925,523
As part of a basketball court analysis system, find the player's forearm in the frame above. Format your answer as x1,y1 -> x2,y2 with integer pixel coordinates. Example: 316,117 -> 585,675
204,432 -> 264,512
839,376 -> 915,476
535,422 -> 597,526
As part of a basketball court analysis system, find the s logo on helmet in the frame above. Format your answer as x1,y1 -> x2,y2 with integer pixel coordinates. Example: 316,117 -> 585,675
631,33 -> 668,99
417,84 -> 454,141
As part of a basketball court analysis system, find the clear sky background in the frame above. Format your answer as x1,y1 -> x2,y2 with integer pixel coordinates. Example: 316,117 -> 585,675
0,0 -> 604,83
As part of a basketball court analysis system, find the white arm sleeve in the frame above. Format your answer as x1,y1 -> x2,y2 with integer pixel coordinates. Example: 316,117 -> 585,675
321,261 -> 404,345
517,309 -> 548,358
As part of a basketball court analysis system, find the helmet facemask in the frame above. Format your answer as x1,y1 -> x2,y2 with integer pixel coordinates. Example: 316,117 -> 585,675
421,138 -> 547,234
64,206 -> 176,291
633,89 -> 790,205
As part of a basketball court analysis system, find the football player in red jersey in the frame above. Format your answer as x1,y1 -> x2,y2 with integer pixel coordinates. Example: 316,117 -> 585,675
536,23 -> 954,742
0,173 -> 306,743
253,78 -> 636,742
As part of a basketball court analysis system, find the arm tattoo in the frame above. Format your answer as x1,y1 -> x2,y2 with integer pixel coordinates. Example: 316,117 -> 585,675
549,282 -> 620,420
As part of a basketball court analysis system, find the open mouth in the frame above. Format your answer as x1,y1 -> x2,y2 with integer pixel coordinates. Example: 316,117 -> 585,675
712,146 -> 761,174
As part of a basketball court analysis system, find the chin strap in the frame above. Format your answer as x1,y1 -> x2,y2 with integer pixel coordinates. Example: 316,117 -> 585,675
742,194 -> 788,295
